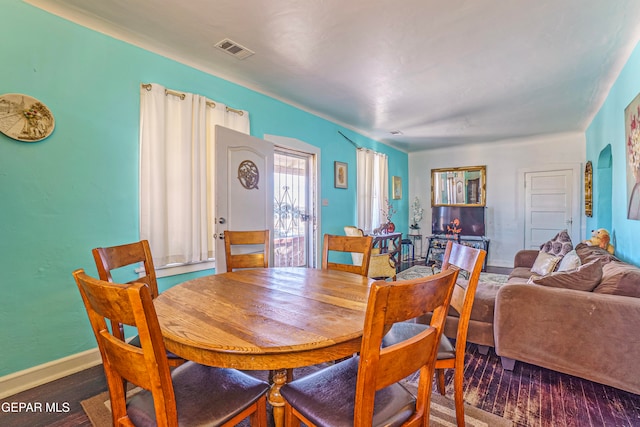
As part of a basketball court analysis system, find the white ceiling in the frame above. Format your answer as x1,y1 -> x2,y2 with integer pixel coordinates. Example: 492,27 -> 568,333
25,0 -> 640,152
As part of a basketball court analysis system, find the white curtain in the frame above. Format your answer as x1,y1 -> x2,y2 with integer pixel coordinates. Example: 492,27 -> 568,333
140,83 -> 250,267
356,149 -> 388,234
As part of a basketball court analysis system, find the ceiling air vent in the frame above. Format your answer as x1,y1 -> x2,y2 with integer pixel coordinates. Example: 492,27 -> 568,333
215,38 -> 254,60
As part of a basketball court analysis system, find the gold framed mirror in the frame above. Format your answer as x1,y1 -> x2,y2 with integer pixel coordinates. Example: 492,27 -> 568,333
431,165 -> 486,206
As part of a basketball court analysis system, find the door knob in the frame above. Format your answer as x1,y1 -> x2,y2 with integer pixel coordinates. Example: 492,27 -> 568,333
218,217 -> 226,224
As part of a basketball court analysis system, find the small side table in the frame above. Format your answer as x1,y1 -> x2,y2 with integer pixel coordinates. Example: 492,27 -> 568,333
408,234 -> 423,259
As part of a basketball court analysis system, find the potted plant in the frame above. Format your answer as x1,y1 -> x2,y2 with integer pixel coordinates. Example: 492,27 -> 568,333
409,197 -> 424,235
379,198 -> 397,233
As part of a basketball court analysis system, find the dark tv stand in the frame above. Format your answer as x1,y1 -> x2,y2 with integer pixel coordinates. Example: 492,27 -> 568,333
425,234 -> 490,271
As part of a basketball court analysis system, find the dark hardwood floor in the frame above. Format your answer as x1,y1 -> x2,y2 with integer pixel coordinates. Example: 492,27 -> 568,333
0,364 -> 106,427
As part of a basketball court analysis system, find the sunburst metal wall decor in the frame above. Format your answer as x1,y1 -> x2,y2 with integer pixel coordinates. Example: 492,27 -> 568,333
237,160 -> 259,189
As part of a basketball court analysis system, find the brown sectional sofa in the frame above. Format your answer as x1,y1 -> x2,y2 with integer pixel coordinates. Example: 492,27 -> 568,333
494,243 -> 640,395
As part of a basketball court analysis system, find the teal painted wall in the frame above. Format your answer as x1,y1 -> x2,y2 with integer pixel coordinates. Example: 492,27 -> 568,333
586,39 -> 640,265
0,0 -> 407,377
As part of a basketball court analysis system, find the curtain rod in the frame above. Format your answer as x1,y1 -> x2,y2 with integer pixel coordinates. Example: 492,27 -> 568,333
141,83 -> 244,115
338,131 -> 361,149
338,131 -> 385,157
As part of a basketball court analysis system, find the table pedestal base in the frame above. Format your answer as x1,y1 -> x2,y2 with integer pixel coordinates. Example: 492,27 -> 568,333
268,369 -> 287,427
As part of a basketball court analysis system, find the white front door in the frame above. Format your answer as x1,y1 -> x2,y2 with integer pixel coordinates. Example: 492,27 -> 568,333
524,169 -> 577,249
215,126 -> 274,273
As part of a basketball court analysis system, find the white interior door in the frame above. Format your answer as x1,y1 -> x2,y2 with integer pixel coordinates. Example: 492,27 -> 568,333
524,169 -> 576,249
215,126 -> 274,273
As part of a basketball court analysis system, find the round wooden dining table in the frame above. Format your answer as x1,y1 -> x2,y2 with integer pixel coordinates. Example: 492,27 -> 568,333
154,267 -> 374,427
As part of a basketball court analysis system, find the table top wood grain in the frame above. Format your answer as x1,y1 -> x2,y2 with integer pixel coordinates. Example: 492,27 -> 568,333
154,267 -> 373,370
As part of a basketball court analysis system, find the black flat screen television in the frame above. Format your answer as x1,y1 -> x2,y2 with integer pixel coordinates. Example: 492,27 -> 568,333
431,206 -> 485,237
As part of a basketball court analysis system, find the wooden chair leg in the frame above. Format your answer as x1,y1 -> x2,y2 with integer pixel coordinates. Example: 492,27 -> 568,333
284,403 -> 301,427
249,395 -> 267,427
436,368 -> 446,395
453,365 -> 465,427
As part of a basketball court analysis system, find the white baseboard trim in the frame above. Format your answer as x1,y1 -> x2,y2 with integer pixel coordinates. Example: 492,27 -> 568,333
0,348 -> 102,400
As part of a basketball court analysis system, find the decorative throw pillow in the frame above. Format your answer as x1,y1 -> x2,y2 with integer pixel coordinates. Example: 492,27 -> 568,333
530,251 -> 562,275
532,259 -> 603,291
540,230 -> 573,258
557,249 -> 581,272
527,274 -> 542,284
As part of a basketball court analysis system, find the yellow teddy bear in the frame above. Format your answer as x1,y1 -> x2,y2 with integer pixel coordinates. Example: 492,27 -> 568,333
584,228 -> 615,254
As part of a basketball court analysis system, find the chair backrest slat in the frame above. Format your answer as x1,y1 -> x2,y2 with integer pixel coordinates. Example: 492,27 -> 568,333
224,230 -> 270,272
92,240 -> 159,299
322,234 -> 373,276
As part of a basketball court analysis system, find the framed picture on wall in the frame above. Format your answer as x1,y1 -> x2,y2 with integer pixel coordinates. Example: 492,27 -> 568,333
334,161 -> 347,189
626,92 -> 640,220
392,176 -> 402,199
585,161 -> 593,217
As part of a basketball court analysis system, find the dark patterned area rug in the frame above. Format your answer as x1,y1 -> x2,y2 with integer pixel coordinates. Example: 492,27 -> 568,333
397,265 -> 509,284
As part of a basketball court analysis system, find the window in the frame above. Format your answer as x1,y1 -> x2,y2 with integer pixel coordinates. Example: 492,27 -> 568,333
139,83 -> 249,273
356,149 -> 388,234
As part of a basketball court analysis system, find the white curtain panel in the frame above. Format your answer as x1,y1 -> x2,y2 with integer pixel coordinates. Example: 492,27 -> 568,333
356,149 -> 388,234
140,84 -> 249,267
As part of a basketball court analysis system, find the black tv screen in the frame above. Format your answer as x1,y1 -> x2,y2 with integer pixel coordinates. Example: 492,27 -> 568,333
432,206 -> 485,237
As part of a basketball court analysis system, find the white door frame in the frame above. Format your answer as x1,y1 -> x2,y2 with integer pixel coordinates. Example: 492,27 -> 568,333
265,134 -> 321,268
517,163 -> 584,249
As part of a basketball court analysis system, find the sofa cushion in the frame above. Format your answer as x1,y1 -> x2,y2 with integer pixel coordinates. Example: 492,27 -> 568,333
469,281 -> 503,324
574,242 -> 617,265
531,251 -> 561,275
557,249 -> 581,272
593,261 -> 640,297
531,259 -> 603,291
507,276 -> 529,285
509,266 -> 534,280
440,279 -> 502,324
540,229 -> 573,257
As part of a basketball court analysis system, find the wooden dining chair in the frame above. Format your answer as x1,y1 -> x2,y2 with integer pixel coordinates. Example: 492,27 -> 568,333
280,268 -> 459,427
92,239 -> 184,367
344,226 -> 397,280
73,269 -> 270,427
224,230 -> 270,272
382,241 -> 486,427
322,233 -> 373,276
